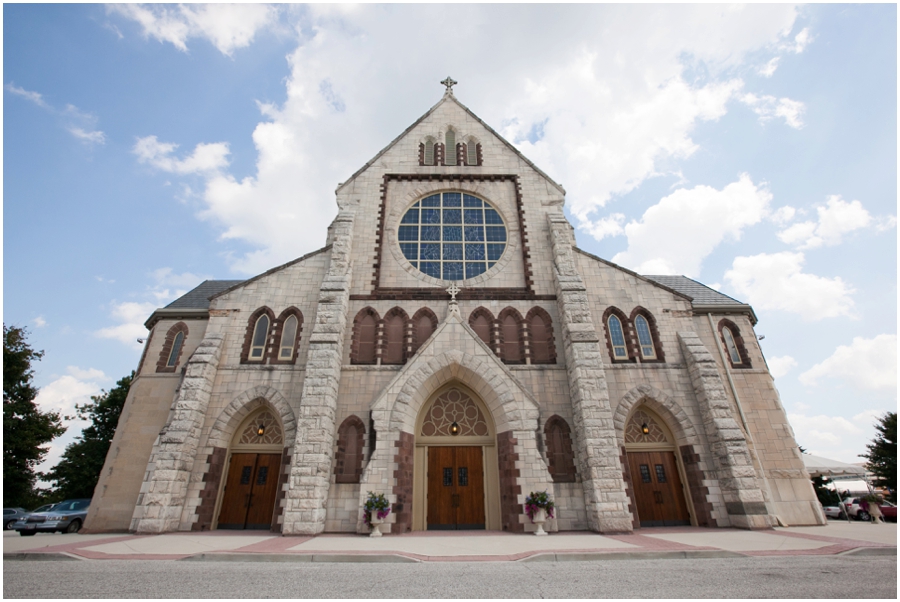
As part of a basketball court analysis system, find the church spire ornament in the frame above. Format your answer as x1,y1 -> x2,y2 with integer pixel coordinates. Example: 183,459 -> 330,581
441,76 -> 458,95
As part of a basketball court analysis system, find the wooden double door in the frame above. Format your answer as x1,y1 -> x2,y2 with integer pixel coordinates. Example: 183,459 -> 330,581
218,453 -> 281,530
427,446 -> 485,530
627,450 -> 691,527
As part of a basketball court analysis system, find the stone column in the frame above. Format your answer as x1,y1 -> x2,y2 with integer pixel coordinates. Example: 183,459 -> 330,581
547,214 -> 633,533
131,334 -> 224,533
282,206 -> 356,535
678,332 -> 773,529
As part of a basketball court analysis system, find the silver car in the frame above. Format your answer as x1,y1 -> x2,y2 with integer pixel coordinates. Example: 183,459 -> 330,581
3,508 -> 29,530
12,499 -> 90,535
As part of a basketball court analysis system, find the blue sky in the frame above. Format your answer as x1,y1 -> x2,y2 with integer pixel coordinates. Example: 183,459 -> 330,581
3,4 -> 896,473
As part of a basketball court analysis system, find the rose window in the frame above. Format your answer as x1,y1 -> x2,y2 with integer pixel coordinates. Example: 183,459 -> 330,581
398,192 -> 507,281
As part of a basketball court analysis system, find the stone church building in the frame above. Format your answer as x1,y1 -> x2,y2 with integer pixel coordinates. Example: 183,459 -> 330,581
84,81 -> 824,536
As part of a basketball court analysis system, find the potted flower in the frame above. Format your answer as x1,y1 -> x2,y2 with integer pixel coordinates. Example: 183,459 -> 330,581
525,491 -> 555,536
363,491 -> 391,537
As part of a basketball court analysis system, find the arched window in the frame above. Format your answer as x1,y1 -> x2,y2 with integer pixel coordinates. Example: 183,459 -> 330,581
423,137 -> 436,166
411,308 -> 438,354
274,308 -> 303,363
249,315 -> 269,360
382,308 -> 408,365
607,315 -> 628,360
465,138 -> 477,166
334,416 -> 366,483
444,129 -> 457,165
499,308 -> 524,364
351,308 -> 379,365
544,416 -> 577,482
156,322 -> 189,373
526,308 -> 556,364
718,318 -> 752,369
468,308 -> 493,349
167,332 -> 184,367
634,315 -> 656,359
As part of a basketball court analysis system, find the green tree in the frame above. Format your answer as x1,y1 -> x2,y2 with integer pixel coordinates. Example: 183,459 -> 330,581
862,412 -> 896,501
3,324 -> 66,507
47,372 -> 134,500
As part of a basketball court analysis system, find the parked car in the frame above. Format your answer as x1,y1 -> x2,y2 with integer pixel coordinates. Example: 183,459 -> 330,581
11,499 -> 90,536
3,508 -> 29,530
877,501 -> 896,522
821,504 -> 845,519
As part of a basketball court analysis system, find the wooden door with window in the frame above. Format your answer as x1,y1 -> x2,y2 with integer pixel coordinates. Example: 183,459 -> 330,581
218,453 -> 282,530
427,446 -> 485,530
627,451 -> 690,527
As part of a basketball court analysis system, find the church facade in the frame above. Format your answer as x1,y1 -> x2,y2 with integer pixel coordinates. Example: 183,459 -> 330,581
84,83 -> 824,536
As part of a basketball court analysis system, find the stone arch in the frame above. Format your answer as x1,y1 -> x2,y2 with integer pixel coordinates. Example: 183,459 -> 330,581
411,307 -> 438,354
373,349 -> 540,436
497,307 -> 525,364
613,385 -> 700,447
382,307 -> 410,365
208,386 -> 297,449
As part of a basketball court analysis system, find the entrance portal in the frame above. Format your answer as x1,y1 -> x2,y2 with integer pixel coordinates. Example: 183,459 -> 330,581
624,407 -> 693,527
218,453 -> 282,529
427,446 -> 485,530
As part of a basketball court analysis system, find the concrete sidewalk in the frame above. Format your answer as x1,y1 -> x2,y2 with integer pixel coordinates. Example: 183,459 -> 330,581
3,521 -> 895,563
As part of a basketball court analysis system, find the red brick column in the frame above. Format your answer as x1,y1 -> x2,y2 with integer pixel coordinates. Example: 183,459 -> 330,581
391,431 -> 415,533
497,431 -> 523,532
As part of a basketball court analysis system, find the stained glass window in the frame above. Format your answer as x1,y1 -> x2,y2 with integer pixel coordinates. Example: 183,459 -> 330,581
398,192 -> 506,280
608,315 -> 627,359
634,315 -> 656,359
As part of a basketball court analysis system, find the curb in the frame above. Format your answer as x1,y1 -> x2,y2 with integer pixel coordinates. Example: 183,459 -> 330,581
838,547 -> 897,557
4,552 -> 82,561
181,553 -> 419,563
521,550 -> 746,562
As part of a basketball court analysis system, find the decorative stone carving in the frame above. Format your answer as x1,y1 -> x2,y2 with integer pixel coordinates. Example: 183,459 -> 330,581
238,411 -> 283,445
624,410 -> 669,444
420,388 -> 489,437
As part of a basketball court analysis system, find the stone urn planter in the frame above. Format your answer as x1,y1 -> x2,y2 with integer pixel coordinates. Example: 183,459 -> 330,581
525,490 -> 555,536
369,515 -> 385,538
363,491 -> 391,538
531,508 -> 548,536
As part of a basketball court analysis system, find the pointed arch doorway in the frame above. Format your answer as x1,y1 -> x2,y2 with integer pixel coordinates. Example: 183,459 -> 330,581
215,409 -> 284,530
412,384 -> 502,531
624,407 -> 693,527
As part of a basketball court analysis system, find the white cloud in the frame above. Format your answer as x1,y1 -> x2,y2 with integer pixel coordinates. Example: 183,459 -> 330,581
739,93 -> 805,128
611,174 -> 772,277
788,411 -> 863,462
758,57 -> 780,77
778,195 -> 873,249
790,27 -> 813,53
585,213 -> 626,240
134,136 -> 230,174
725,252 -> 855,320
767,355 -> 798,379
5,83 -> 49,108
799,334 -> 897,392
769,205 -> 796,225
68,126 -> 106,145
120,4 -> 804,273
108,4 -> 278,56
33,316 -> 47,328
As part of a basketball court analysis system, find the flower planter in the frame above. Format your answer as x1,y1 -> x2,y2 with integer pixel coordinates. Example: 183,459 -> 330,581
531,507 -> 548,536
370,516 -> 384,538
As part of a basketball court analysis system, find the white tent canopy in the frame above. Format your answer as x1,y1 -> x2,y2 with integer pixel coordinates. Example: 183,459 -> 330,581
802,454 -> 867,479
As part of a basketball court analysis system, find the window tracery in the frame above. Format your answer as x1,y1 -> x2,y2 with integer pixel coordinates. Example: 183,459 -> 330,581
420,388 -> 489,437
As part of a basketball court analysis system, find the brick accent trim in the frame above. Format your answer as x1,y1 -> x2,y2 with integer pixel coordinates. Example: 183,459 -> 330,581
269,307 -> 303,365
156,322 -> 189,373
679,444 -> 716,527
272,446 -> 291,532
497,431 -> 523,532
192,446 -> 227,531
629,307 -> 665,363
410,307 -> 438,354
392,431 -> 415,533
334,415 -> 366,484
366,174 -> 540,299
418,142 -> 424,166
601,306 -> 637,363
525,306 -> 558,365
619,447 -> 640,529
240,307 -> 276,364
435,143 -> 445,166
350,307 -> 380,365
475,143 -> 483,166
717,318 -> 753,369
497,307 -> 526,365
381,307 -> 410,365
544,416 -> 577,483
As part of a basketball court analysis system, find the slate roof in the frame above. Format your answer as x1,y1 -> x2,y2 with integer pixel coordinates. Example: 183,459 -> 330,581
164,280 -> 245,310
644,275 -> 746,307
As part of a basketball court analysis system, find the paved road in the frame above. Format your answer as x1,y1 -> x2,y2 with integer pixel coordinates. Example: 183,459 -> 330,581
4,555 -> 896,598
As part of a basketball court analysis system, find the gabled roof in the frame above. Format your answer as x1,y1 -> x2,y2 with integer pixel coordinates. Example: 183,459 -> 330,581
336,90 -> 566,195
165,280 -> 245,309
643,275 -> 745,306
